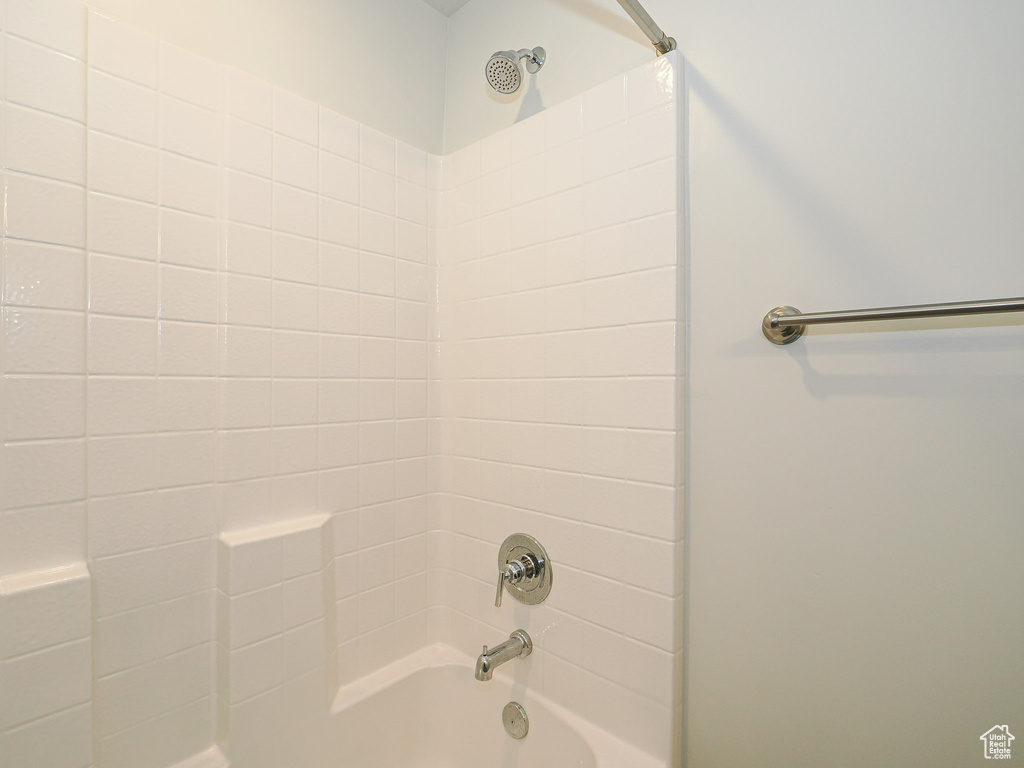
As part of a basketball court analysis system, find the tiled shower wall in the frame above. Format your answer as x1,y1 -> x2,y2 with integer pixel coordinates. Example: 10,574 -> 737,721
1,1 -> 429,765
2,2 -> 682,765
428,55 -> 684,764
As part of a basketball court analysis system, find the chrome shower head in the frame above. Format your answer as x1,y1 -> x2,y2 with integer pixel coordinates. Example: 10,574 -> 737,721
486,47 -> 546,94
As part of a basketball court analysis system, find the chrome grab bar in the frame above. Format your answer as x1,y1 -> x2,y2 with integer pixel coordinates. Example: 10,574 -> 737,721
762,297 -> 1024,345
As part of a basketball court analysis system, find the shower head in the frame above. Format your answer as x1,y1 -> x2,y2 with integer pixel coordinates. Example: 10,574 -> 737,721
486,47 -> 546,94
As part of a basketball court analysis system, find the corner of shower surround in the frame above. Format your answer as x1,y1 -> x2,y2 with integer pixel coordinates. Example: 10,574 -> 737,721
430,51 -> 685,765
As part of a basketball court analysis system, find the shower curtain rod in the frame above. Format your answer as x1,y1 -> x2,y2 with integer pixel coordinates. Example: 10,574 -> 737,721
616,0 -> 676,55
762,296 -> 1024,345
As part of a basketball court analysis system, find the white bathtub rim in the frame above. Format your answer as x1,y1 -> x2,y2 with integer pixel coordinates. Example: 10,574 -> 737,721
330,642 -> 666,768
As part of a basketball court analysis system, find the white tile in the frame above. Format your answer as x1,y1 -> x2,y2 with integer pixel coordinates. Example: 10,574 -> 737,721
1,639 -> 91,729
91,539 -> 212,616
358,380 -> 394,421
226,117 -> 272,178
220,326 -> 272,377
272,232 -> 318,284
6,173 -> 85,247
396,180 -> 427,225
1,440 -> 85,509
360,252 -> 396,297
89,253 -> 156,317
159,209 -> 218,269
2,376 -> 84,441
87,377 -> 155,437
158,431 -> 215,488
160,95 -> 219,163
88,12 -> 158,88
89,131 -> 158,203
93,592 -> 210,676
227,585 -> 282,649
359,294 -> 395,337
225,67 -> 272,128
395,221 -> 427,264
3,241 -> 85,311
320,151 -> 359,204
93,645 -> 210,737
273,134 -> 318,192
228,636 -> 283,703
396,142 -> 428,185
318,288 -> 358,335
6,36 -> 85,121
284,620 -> 326,678
272,331 -> 318,378
6,105 -> 86,184
88,69 -> 158,146
627,103 -> 676,168
273,183 -> 318,239
159,320 -> 218,376
318,380 -> 358,424
626,429 -> 677,486
88,492 -> 158,558
272,425 -> 317,475
223,221 -> 272,276
0,503 -> 86,573
160,153 -> 218,216
159,265 -> 218,323
223,535 -> 282,595
271,378 -> 317,427
87,434 -> 157,496
319,198 -> 358,248
220,378 -> 272,430
94,696 -> 209,768
7,0 -> 86,59
319,243 -> 359,291
274,88 -> 318,145
360,167 -> 395,215
218,428 -> 271,482
3,308 -> 84,374
626,56 -> 675,117
88,315 -> 155,374
360,125 -> 395,174
319,108 -> 358,159
318,334 -> 358,380
222,273 -> 272,327
359,210 -> 395,256
159,42 -> 220,111
88,193 -> 157,259
270,471 -> 317,517
2,702 -> 92,768
273,282 -> 318,332
282,528 -> 322,579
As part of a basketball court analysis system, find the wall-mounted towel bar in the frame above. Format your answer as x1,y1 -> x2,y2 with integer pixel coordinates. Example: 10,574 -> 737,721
762,296 -> 1024,345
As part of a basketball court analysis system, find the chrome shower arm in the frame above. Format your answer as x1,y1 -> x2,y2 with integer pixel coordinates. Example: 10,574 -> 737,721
616,0 -> 676,55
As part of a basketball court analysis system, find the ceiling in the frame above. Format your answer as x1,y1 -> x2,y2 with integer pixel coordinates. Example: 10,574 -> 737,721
419,0 -> 473,16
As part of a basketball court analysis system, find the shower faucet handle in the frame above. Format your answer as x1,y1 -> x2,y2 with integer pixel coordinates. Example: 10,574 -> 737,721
494,534 -> 553,608
495,568 -> 506,608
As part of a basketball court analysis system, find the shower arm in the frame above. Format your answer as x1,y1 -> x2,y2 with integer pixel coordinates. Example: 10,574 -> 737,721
616,0 -> 676,55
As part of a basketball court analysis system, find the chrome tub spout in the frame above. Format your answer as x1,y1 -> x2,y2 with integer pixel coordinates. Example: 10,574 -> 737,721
475,630 -> 533,682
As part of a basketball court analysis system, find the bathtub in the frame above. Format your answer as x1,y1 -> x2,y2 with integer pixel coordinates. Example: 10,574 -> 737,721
329,644 -> 664,768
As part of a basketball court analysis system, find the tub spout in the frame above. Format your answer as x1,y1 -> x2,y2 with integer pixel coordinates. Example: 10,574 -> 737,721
475,629 -> 532,681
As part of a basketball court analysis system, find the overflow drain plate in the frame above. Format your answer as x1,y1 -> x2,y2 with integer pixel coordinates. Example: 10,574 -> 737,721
502,701 -> 529,739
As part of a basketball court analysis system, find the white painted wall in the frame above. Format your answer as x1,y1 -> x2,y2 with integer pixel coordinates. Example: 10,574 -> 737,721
86,0 -> 450,152
446,0 -> 1024,765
